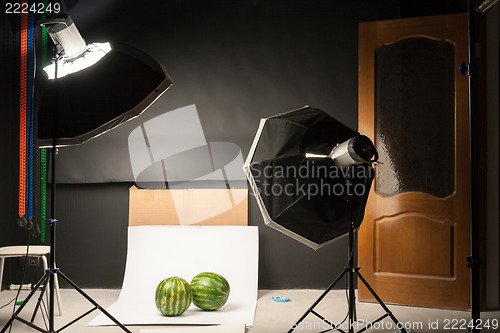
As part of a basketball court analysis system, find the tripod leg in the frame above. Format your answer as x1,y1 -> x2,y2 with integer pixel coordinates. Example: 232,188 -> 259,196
348,268 -> 357,333
0,272 -> 50,333
30,280 -> 48,323
288,268 -> 348,333
53,270 -> 62,316
356,270 -> 406,333
49,271 -> 55,332
56,271 -> 131,333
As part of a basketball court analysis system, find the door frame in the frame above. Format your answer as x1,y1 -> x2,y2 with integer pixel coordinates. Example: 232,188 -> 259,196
357,13 -> 471,310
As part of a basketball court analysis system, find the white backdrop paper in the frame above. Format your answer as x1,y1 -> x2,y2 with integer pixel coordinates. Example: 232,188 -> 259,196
88,226 -> 258,327
139,323 -> 246,333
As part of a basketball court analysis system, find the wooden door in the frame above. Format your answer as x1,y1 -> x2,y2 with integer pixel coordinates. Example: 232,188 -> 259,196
358,13 -> 470,310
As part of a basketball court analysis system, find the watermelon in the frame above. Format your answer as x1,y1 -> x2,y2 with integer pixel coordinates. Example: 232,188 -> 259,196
155,276 -> 192,316
190,272 -> 230,311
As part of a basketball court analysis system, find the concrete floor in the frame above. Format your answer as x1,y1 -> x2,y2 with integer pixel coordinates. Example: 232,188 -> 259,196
0,289 -> 498,332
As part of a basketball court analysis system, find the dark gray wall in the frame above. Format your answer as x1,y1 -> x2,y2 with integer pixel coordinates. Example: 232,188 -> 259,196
1,0 -> 470,289
56,0 -> 402,290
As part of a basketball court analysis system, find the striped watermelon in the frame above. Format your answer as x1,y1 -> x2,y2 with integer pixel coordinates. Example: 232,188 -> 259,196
190,272 -> 230,311
155,276 -> 192,316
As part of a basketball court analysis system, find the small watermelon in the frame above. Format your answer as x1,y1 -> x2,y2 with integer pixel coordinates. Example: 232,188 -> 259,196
155,276 -> 192,316
191,272 -> 230,311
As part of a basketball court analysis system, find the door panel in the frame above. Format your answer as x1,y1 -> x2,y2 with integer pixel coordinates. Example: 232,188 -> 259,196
375,214 -> 454,277
358,14 -> 470,310
375,37 -> 456,198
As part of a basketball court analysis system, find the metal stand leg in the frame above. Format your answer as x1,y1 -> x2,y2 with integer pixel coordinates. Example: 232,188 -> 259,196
288,266 -> 407,333
56,271 -> 130,332
0,272 -> 50,333
288,175 -> 406,333
0,268 -> 131,333
30,280 -> 48,323
356,270 -> 406,332
0,144 -> 130,333
288,268 -> 349,333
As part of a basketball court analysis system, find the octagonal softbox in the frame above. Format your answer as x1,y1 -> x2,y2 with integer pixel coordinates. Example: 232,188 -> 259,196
37,43 -> 172,147
243,106 -> 374,250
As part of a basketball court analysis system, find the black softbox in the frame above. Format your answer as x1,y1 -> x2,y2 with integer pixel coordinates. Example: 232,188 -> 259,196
243,106 -> 374,250
37,43 -> 172,147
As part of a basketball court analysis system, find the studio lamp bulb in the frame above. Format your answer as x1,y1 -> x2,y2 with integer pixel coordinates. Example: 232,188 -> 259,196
306,135 -> 378,167
41,15 -> 112,79
43,42 -> 112,79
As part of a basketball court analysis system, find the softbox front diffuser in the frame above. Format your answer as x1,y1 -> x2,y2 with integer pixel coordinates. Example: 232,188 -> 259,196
243,106 -> 374,250
38,43 -> 172,147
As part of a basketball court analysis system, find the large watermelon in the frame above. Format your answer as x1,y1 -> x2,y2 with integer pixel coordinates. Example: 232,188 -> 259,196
155,276 -> 192,316
190,272 -> 230,311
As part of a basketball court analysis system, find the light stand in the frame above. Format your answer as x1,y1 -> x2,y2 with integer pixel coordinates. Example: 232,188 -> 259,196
244,108 -> 408,333
464,0 -> 481,330
288,169 -> 406,333
1,57 -> 131,333
3,12 -> 171,329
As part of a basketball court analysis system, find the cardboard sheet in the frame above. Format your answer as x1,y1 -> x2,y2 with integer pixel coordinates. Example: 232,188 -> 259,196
88,226 -> 258,327
128,186 -> 248,226
139,323 -> 246,333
